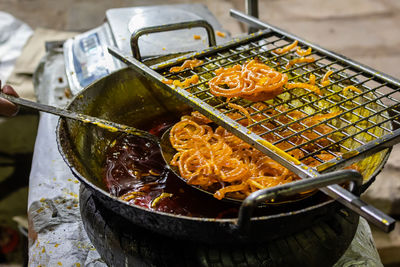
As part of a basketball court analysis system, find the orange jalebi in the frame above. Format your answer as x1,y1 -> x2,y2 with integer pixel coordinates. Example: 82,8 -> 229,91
296,47 -> 312,56
162,75 -> 199,88
172,75 -> 199,88
208,59 -> 288,101
169,59 -> 204,73
285,57 -> 315,69
170,107 -> 340,200
343,85 -> 362,94
321,70 -> 333,86
285,73 -> 322,95
274,40 -> 298,55
286,82 -> 322,96
309,73 -> 316,85
216,31 -> 226,38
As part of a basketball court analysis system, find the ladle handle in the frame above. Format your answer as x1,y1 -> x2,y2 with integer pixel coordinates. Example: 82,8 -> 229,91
0,92 -> 158,143
237,169 -> 395,233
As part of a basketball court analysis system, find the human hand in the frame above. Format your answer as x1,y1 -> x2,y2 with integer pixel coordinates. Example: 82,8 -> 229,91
0,81 -> 19,116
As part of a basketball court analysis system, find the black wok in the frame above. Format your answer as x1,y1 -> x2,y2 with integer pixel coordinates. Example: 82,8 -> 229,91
56,67 -> 390,244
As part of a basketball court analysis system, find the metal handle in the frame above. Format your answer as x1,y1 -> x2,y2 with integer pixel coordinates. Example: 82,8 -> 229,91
246,0 -> 259,33
130,20 -> 216,61
320,184 -> 395,232
237,169 -> 394,233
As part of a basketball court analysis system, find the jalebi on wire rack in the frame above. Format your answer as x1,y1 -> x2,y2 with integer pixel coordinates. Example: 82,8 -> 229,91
169,105 -> 341,200
169,59 -> 204,73
208,59 -> 288,102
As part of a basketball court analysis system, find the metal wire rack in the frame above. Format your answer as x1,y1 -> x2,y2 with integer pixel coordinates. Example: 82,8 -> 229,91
148,29 -> 399,179
108,12 -> 400,231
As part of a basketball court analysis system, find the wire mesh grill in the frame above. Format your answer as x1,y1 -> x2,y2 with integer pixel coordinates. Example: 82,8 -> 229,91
152,30 -> 400,176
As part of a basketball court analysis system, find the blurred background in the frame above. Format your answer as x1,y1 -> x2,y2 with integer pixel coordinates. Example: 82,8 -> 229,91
0,0 -> 399,266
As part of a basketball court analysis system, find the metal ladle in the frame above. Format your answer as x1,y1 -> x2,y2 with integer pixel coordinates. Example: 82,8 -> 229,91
159,127 -> 318,205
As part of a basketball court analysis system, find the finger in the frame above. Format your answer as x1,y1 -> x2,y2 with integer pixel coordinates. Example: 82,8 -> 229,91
2,85 -> 19,97
0,98 -> 19,116
0,85 -> 19,116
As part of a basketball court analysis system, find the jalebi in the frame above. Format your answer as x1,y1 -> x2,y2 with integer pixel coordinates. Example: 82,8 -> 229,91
169,59 -> 204,73
209,59 -> 288,101
170,107 -> 340,200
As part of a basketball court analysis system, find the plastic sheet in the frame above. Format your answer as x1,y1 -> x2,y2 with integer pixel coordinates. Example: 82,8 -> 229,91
28,51 -> 105,266
0,11 -> 33,83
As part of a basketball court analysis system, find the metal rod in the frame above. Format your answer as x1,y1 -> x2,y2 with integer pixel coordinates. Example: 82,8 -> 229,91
320,184 -> 395,232
245,0 -> 259,33
246,0 -> 258,17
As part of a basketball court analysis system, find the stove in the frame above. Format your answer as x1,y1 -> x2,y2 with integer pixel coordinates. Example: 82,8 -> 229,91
63,4 -> 231,95
80,185 -> 358,267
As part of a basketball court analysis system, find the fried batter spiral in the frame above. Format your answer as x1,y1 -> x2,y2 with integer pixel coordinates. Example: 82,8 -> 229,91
170,108 -> 339,200
208,59 -> 288,101
274,40 -> 298,55
169,59 -> 204,73
285,57 -> 315,69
